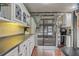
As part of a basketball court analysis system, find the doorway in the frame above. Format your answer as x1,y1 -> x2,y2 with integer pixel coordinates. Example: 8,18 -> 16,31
38,19 -> 56,46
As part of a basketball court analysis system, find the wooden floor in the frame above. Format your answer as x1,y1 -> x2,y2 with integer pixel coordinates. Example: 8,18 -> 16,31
32,46 -> 64,56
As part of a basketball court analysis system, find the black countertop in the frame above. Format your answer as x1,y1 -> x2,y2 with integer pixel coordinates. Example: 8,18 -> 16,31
61,47 -> 79,56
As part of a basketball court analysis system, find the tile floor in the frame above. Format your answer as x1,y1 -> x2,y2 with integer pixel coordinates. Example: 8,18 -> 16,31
32,46 -> 64,56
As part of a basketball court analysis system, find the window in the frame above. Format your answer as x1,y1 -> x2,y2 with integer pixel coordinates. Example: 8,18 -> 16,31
48,26 -> 53,35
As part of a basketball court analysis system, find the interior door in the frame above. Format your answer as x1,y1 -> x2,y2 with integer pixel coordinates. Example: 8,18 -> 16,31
38,19 -> 56,46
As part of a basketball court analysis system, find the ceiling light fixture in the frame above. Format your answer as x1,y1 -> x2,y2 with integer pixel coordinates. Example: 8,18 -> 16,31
72,4 -> 78,10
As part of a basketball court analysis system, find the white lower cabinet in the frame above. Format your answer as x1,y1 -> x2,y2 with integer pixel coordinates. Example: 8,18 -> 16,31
5,47 -> 18,56
28,35 -> 35,55
18,35 -> 35,56
29,42 -> 33,55
5,35 -> 35,56
18,40 -> 29,56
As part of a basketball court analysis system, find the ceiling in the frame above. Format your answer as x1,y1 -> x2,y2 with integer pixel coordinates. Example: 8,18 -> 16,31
24,3 -> 77,26
24,3 -> 77,12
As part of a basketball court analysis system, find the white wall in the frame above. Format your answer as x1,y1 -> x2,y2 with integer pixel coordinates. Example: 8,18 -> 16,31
64,13 -> 72,27
63,13 -> 73,47
77,15 -> 79,47
30,17 -> 36,34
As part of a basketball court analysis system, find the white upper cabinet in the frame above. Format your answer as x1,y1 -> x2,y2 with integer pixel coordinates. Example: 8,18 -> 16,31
0,3 -> 31,27
23,12 -> 27,23
12,3 -> 31,26
12,4 -> 25,24
0,4 -> 12,20
14,4 -> 22,21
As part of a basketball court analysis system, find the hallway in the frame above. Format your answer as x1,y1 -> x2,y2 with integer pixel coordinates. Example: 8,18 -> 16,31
0,3 -> 79,56
24,3 -> 75,48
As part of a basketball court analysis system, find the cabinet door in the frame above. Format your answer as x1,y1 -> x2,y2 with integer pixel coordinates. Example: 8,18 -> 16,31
18,42 -> 26,56
24,40 -> 30,56
18,40 -> 29,56
0,4 -> 11,20
23,12 -> 27,23
23,40 -> 29,56
15,4 -> 22,21
5,47 -> 18,56
29,35 -> 35,55
29,41 -> 33,55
